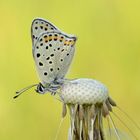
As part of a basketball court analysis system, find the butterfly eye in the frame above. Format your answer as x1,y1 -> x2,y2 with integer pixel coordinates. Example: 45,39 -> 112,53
38,85 -> 44,92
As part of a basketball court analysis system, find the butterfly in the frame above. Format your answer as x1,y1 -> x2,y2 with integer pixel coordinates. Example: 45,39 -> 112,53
14,18 -> 77,98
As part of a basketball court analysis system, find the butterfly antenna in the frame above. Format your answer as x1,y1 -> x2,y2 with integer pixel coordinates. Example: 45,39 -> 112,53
117,106 -> 140,130
112,111 -> 138,140
108,114 -> 121,140
14,84 -> 38,99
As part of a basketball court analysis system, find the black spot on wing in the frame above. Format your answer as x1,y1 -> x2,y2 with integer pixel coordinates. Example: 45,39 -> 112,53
49,44 -> 52,47
33,35 -> 35,39
35,26 -> 38,30
40,43 -> 43,46
36,53 -> 40,57
44,72 -> 47,76
39,62 -> 43,66
46,57 -> 50,60
49,61 -> 52,64
40,26 -> 43,29
50,54 -> 54,57
49,34 -> 52,41
61,49 -> 64,52
49,38 -> 52,41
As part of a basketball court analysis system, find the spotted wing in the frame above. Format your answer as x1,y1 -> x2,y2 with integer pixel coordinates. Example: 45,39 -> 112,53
55,36 -> 76,80
31,18 -> 59,47
33,31 -> 76,85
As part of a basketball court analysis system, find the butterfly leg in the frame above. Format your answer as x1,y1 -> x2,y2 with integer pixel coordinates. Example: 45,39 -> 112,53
47,88 -> 57,95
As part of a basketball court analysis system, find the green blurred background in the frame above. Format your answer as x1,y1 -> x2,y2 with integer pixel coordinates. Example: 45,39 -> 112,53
0,0 -> 140,139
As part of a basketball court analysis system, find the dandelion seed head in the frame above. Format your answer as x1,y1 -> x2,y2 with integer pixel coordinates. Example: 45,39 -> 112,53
60,78 -> 109,104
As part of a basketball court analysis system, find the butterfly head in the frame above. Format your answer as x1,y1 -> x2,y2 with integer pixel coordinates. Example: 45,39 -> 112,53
36,81 -> 62,94
36,83 -> 47,94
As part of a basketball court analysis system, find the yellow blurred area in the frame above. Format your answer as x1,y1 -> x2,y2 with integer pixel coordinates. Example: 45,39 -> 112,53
0,0 -> 140,139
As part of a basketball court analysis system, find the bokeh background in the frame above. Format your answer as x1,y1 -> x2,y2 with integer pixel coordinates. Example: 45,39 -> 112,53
0,0 -> 140,139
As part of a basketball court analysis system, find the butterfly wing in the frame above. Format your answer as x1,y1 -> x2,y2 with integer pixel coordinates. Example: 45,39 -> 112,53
33,30 -> 76,86
31,18 -> 59,47
55,36 -> 76,80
